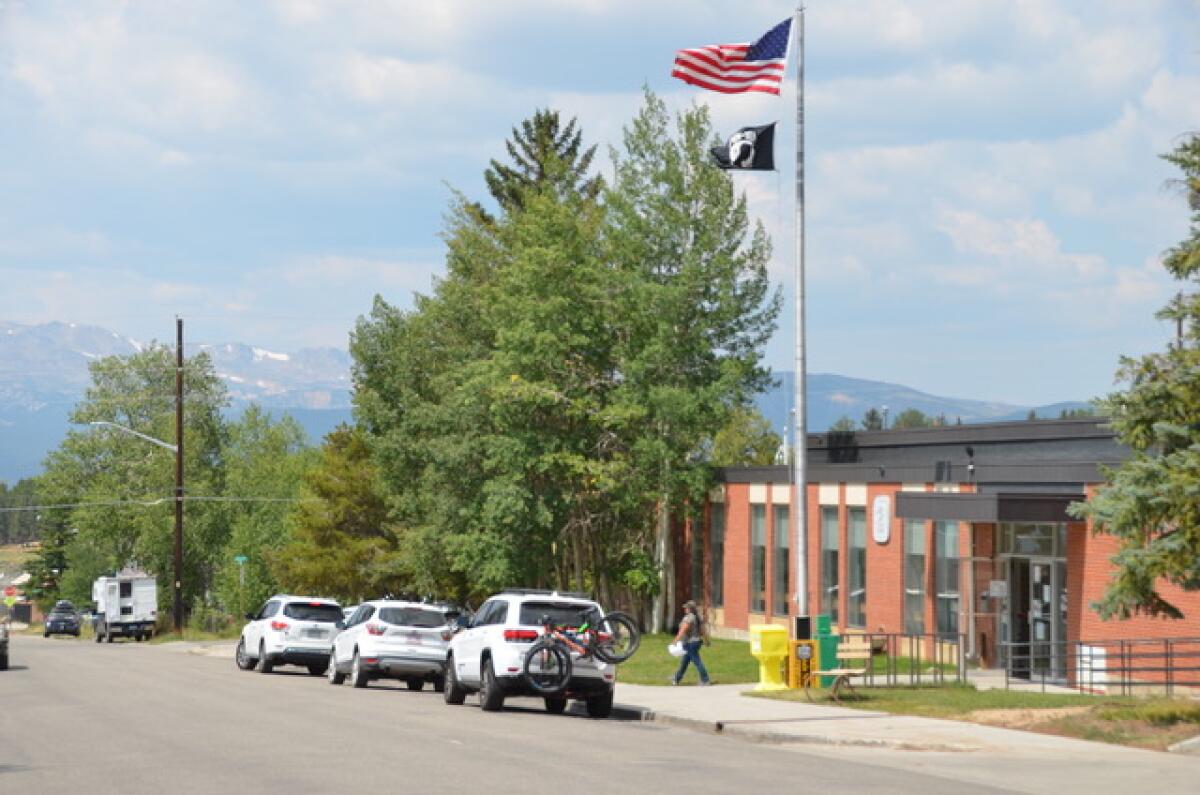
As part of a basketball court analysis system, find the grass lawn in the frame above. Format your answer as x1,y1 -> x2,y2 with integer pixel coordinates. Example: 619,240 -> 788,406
753,684 -> 1200,750
617,633 -> 760,685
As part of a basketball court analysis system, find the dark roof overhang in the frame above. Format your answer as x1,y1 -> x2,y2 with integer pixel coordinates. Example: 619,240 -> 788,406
894,491 -> 1085,523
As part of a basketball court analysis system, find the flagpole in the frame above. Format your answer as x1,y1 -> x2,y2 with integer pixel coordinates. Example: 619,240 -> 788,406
792,5 -> 809,619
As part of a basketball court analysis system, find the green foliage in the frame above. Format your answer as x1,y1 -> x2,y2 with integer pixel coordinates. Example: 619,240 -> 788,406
484,108 -> 602,216
0,479 -> 40,544
1060,406 -> 1097,418
29,347 -> 312,617
353,93 -> 779,612
1071,133 -> 1200,619
861,408 -> 883,430
891,408 -> 932,429
710,406 -> 782,466
271,425 -> 402,603
829,416 -> 856,432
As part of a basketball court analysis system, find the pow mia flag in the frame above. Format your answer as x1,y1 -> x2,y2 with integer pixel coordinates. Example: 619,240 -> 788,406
710,123 -> 776,171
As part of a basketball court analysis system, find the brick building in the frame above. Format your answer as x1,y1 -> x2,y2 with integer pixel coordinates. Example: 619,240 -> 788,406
683,418 -> 1200,682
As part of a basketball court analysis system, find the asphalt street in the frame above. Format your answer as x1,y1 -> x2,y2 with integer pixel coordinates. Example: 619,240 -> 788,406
0,634 -> 1030,795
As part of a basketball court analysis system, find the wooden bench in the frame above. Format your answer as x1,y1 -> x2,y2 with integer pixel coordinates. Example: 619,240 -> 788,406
806,636 -> 871,702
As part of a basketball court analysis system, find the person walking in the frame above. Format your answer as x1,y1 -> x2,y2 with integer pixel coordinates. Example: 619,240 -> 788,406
670,600 -> 711,686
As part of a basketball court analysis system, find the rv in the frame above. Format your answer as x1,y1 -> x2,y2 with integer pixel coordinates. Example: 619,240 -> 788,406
92,570 -> 157,642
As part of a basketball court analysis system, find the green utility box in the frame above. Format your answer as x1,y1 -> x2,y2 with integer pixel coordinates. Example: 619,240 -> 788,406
815,614 -> 839,687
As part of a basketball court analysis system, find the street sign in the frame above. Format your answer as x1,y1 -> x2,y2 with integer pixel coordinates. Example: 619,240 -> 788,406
3,585 -> 15,598
233,555 -> 248,565
3,595 -> 17,607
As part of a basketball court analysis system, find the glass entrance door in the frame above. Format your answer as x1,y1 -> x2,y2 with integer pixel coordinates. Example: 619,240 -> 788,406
1029,559 -> 1054,676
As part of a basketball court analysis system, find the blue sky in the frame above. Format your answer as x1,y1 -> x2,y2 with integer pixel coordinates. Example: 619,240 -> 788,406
1,0 -> 1197,406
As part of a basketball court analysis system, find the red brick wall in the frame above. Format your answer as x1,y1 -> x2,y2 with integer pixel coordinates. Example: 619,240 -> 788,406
866,484 -> 904,634
1073,484 -> 1200,641
722,484 -> 750,629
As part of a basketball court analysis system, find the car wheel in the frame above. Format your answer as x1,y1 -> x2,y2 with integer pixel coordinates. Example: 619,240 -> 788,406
443,655 -> 466,705
106,630 -> 114,643
135,634 -> 143,643
405,679 -> 425,692
432,673 -> 446,693
256,641 -> 274,674
94,626 -> 102,643
585,688 -> 614,719
0,651 -> 7,671
544,696 -> 567,715
43,631 -> 49,638
235,638 -> 256,671
479,658 -> 505,712
350,650 -> 369,688
328,652 -> 346,685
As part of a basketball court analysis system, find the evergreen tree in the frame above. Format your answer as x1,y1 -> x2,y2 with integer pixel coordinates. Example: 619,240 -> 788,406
1070,133 -> 1200,618
829,416 -> 857,432
484,109 -> 602,216
861,408 -> 883,431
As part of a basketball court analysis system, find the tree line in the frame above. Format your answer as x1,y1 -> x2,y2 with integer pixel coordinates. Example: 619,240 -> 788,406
20,93 -> 780,632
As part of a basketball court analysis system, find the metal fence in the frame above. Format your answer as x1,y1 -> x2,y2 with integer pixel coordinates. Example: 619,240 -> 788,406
1001,637 -> 1200,695
849,632 -> 968,687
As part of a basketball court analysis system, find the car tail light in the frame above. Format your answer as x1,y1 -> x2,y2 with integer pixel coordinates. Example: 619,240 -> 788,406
503,629 -> 539,642
440,629 -> 453,641
366,623 -> 386,636
270,620 -> 289,631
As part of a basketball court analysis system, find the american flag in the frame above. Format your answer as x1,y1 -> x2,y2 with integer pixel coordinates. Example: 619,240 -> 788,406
671,18 -> 792,95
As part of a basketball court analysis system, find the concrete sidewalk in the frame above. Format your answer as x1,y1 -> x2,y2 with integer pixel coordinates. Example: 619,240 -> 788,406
608,681 -> 1200,794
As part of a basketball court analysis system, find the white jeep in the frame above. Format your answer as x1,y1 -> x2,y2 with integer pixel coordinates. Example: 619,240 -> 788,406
443,589 -> 617,717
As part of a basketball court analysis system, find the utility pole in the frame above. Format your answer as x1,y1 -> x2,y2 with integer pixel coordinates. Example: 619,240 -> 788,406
174,316 -> 184,633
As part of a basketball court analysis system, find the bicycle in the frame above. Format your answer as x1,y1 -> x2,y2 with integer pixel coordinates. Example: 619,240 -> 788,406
522,610 -> 641,695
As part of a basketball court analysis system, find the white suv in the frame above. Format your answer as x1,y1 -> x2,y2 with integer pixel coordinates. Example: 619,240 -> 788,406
235,595 -> 342,675
328,599 -> 458,690
443,590 -> 617,717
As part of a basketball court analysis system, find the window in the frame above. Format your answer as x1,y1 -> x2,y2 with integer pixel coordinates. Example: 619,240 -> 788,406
378,607 -> 448,627
773,505 -> 790,615
710,504 -> 725,608
847,507 -> 867,627
283,602 -> 344,622
935,521 -> 960,637
518,602 -> 597,628
750,504 -> 766,613
820,506 -> 839,624
903,520 -> 926,635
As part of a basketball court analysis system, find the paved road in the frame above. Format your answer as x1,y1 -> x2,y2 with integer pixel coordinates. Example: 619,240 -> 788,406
0,635 -> 1025,795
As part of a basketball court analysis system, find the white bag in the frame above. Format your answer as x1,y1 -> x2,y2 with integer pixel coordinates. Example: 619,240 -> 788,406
667,641 -> 685,658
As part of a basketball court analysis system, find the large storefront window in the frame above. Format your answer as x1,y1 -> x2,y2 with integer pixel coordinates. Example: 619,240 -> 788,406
847,507 -> 867,627
750,504 -> 766,613
709,504 -> 725,608
773,505 -> 789,616
903,520 -> 926,635
820,506 -> 839,624
935,521 -> 960,638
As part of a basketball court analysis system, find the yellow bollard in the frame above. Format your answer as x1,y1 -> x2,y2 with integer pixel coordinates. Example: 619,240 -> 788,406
748,624 -> 789,691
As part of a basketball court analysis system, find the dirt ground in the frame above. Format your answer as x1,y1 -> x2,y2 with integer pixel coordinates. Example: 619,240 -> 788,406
967,706 -> 1200,750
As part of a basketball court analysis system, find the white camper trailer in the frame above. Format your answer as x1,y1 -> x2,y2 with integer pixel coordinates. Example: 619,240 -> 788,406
92,570 -> 157,642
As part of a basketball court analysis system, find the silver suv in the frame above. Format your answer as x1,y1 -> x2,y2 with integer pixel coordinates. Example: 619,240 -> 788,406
443,590 -> 617,717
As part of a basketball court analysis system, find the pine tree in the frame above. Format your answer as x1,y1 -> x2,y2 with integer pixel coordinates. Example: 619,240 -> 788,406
1071,133 -> 1200,618
483,109 -> 602,216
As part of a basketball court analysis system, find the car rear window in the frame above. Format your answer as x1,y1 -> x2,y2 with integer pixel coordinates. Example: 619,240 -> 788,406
283,603 -> 342,622
518,602 -> 599,629
378,607 -> 448,628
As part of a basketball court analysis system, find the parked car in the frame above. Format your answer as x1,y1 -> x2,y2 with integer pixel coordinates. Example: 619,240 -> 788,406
443,589 -> 617,717
44,601 -> 81,638
328,600 -> 457,691
341,605 -> 359,623
234,595 -> 342,675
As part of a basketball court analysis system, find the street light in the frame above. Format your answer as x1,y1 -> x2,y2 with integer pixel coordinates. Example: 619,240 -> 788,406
89,419 -> 184,633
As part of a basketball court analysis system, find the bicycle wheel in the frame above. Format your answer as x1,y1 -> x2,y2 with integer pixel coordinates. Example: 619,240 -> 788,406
523,639 -> 572,695
592,612 -> 640,664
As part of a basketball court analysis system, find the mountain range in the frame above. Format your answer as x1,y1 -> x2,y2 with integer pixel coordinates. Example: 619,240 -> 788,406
0,320 -> 1088,484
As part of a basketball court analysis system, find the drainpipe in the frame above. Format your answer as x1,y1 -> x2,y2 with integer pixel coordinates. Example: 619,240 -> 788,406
967,525 -> 977,662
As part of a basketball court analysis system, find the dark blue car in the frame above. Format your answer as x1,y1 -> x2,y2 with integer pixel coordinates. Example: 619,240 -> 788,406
44,600 -> 81,638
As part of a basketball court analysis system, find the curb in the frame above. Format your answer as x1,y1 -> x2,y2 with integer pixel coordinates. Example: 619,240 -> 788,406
620,706 -> 979,752
1167,734 -> 1200,755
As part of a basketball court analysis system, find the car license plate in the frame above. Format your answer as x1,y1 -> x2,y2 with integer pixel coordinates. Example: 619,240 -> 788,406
305,629 -> 325,639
